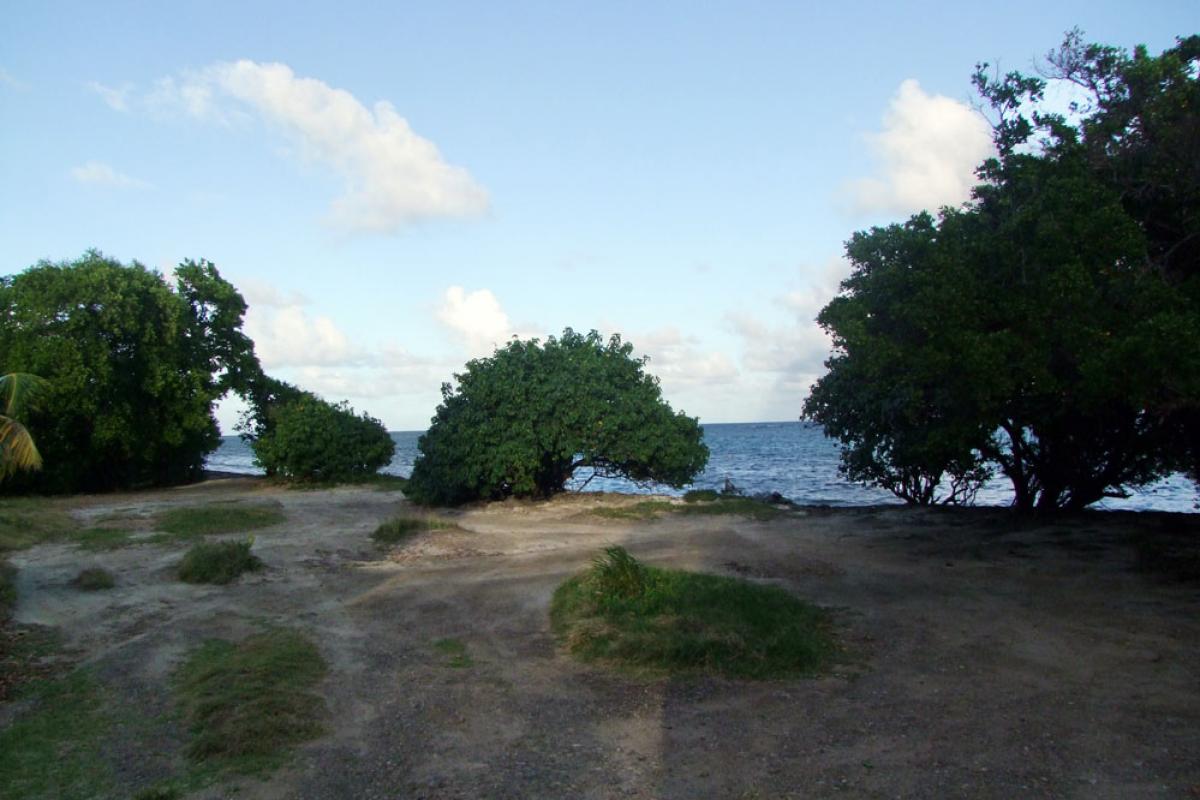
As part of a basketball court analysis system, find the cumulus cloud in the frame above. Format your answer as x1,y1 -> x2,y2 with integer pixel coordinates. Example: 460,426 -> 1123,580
242,285 -> 365,368
436,286 -> 542,357
149,60 -> 488,233
635,327 -> 738,388
70,161 -> 150,189
88,80 -> 132,111
848,79 -> 993,216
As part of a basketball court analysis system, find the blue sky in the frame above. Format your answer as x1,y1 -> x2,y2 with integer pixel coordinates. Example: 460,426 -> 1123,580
2,2 -> 1195,431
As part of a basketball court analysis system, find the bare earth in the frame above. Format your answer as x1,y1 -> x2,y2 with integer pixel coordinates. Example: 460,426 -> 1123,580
6,478 -> 1199,799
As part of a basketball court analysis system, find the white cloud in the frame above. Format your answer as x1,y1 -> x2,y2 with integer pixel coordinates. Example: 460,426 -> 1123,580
70,161 -> 150,189
635,327 -> 738,388
848,79 -> 993,216
437,286 -> 528,357
242,287 -> 365,369
150,60 -> 489,233
88,80 -> 131,111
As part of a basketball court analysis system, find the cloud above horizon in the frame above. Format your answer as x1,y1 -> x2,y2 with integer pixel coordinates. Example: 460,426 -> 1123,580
70,160 -> 150,189
139,60 -> 489,233
848,79 -> 993,216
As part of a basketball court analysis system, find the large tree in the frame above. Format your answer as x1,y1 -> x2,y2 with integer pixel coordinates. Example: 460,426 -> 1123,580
406,329 -> 709,506
806,31 -> 1200,511
0,251 -> 260,492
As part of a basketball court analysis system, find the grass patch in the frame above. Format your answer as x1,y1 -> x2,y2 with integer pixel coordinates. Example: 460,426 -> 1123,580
591,500 -> 677,520
155,502 -> 284,539
0,669 -> 117,799
0,497 -> 77,552
432,637 -> 474,668
72,567 -> 115,591
684,489 -> 720,502
679,495 -> 785,521
174,628 -> 327,774
372,514 -> 454,544
72,526 -> 136,551
0,560 -> 15,621
177,539 -> 262,585
551,546 -> 836,678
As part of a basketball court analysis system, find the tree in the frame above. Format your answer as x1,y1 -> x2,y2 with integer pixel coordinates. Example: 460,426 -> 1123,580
0,373 -> 47,480
251,395 -> 395,482
806,32 -> 1200,511
406,329 -> 709,506
0,251 -> 260,492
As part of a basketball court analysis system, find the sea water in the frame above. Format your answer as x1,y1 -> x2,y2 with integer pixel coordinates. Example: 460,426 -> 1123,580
206,421 -> 1198,513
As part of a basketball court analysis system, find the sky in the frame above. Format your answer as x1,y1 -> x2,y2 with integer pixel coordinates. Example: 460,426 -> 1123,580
2,2 -> 1195,432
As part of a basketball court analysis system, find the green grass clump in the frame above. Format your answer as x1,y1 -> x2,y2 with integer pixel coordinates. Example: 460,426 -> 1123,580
683,489 -> 720,503
0,560 -> 15,621
591,500 -> 677,520
0,498 -> 77,552
679,495 -> 784,521
155,503 -> 284,539
433,638 -> 474,668
72,527 -> 135,551
371,515 -> 454,544
177,540 -> 262,585
174,629 -> 327,773
72,568 -> 115,591
551,546 -> 836,678
0,669 -> 117,799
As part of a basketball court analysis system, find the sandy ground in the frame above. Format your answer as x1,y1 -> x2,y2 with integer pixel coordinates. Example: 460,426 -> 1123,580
5,478 -> 1200,799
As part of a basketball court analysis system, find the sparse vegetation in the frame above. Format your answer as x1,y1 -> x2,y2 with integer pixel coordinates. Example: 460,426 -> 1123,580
684,489 -> 720,502
551,546 -> 836,678
371,515 -> 454,545
591,500 -> 677,520
0,497 -> 76,551
433,638 -> 473,668
156,503 -> 284,538
72,568 -> 115,591
177,539 -> 262,585
73,527 -> 135,551
174,628 -> 327,773
0,560 -> 15,621
592,495 -> 785,521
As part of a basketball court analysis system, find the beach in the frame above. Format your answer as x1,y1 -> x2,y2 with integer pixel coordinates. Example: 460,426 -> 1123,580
3,477 -> 1198,798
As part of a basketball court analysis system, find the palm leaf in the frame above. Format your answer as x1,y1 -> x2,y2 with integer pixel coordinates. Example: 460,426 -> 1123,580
0,415 -> 43,477
0,373 -> 48,418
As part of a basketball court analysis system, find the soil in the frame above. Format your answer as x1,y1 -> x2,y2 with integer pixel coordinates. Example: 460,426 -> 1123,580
5,478 -> 1199,799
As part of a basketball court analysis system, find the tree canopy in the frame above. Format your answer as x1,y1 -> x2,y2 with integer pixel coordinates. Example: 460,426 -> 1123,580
805,32 -> 1200,511
251,395 -> 395,482
406,329 -> 709,506
0,252 -> 265,492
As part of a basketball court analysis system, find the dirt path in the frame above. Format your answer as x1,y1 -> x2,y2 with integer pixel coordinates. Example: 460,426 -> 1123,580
7,481 -> 1200,799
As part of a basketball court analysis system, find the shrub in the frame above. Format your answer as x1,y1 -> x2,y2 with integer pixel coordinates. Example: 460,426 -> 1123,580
371,515 -> 453,545
407,329 -> 708,506
72,568 -> 115,591
155,503 -> 284,538
177,539 -> 262,585
251,396 -> 394,483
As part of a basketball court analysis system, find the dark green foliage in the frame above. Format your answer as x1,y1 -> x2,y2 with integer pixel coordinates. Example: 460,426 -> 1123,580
371,515 -> 453,544
432,638 -> 473,668
551,547 -> 836,678
174,629 -> 327,771
156,503 -> 285,538
407,328 -> 709,506
251,396 -> 395,483
71,568 -> 115,591
806,32 -> 1200,510
0,252 -> 259,493
177,540 -> 262,585
0,560 -> 15,622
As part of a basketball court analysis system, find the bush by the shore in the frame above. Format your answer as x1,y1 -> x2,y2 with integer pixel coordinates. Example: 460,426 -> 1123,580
251,397 -> 394,483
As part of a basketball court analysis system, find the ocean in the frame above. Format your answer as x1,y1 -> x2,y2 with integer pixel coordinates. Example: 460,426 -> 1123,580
206,421 -> 1199,513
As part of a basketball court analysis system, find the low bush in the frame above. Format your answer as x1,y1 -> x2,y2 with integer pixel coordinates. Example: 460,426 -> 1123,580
177,540 -> 262,585
174,628 -> 327,772
72,568 -> 115,591
551,546 -> 836,678
251,397 -> 394,483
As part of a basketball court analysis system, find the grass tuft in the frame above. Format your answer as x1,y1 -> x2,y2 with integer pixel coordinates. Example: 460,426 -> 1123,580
177,539 -> 262,585
432,638 -> 474,668
371,515 -> 454,545
72,527 -> 135,551
591,500 -> 677,520
0,560 -> 15,622
683,489 -> 720,503
551,546 -> 836,678
0,498 -> 77,552
155,503 -> 284,539
72,568 -> 115,591
174,628 -> 327,773
679,495 -> 785,521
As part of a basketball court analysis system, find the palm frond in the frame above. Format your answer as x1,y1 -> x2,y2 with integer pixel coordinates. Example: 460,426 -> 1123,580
0,415 -> 43,478
0,373 -> 49,418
